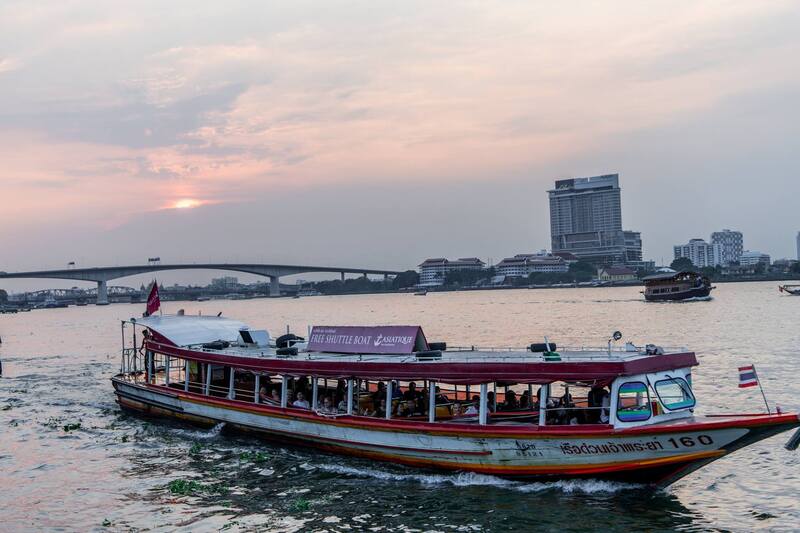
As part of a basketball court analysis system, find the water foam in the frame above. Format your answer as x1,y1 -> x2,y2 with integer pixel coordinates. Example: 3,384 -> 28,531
167,422 -> 226,440
314,463 -> 640,494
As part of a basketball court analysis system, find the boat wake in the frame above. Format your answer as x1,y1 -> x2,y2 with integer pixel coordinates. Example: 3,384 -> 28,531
652,296 -> 713,303
167,422 -> 226,440
315,463 -> 640,494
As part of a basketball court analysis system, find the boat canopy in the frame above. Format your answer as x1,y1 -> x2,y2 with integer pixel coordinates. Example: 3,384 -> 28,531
642,271 -> 700,282
134,315 -> 249,347
145,340 -> 699,385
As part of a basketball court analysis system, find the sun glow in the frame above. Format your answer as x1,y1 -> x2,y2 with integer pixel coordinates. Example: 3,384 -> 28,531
172,198 -> 202,209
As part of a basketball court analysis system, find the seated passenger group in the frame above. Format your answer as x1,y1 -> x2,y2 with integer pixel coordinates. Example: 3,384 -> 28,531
255,377 -> 609,425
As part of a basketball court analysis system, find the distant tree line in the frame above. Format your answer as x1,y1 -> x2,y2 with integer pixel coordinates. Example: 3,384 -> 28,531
309,270 -> 420,295
0,289 -> 7,303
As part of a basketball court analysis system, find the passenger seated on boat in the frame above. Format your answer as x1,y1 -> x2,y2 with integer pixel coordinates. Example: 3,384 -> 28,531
270,387 -> 281,404
587,385 -> 610,423
374,398 -> 387,418
434,386 -> 449,405
556,392 -> 578,425
397,399 -> 422,417
259,387 -> 269,403
451,402 -> 462,416
463,395 -> 480,416
403,382 -> 420,402
487,391 -> 496,412
319,396 -> 336,414
372,382 -> 386,406
519,389 -> 531,409
502,390 -> 519,411
391,381 -> 403,400
292,391 -> 310,409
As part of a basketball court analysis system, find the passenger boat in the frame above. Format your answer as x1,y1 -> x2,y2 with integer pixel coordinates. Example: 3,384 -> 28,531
641,271 -> 714,301
778,284 -> 800,295
112,316 -> 800,487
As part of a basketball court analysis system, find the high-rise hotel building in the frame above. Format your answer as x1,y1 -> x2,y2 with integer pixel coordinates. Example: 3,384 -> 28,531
548,174 -> 642,266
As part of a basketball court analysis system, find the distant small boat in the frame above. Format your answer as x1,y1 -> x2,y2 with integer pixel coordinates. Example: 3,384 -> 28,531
642,271 -> 714,302
414,289 -> 428,296
779,284 -> 800,295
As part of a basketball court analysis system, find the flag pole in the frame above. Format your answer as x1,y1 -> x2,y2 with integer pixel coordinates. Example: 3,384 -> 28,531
753,365 -> 771,414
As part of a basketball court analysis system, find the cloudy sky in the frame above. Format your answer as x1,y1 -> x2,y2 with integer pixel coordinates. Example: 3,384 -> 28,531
1,1 -> 799,289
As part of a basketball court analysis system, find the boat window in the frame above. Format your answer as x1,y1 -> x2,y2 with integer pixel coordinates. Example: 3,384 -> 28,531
616,381 -> 651,422
654,377 -> 695,410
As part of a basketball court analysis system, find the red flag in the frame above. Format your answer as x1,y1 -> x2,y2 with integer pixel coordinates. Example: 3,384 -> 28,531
146,281 -> 160,316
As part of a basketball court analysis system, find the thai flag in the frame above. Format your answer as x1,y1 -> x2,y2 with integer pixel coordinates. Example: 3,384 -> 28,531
738,365 -> 759,388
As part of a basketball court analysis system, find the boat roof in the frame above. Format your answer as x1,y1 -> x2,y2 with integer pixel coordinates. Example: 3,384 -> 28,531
147,340 -> 698,385
135,316 -> 699,384
642,270 -> 700,281
134,315 -> 249,347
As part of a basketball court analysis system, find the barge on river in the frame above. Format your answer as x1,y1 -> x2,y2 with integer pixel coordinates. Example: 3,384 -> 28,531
112,316 -> 800,487
642,271 -> 714,302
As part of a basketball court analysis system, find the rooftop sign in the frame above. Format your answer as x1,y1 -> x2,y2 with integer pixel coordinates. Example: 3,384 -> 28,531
308,325 -> 429,354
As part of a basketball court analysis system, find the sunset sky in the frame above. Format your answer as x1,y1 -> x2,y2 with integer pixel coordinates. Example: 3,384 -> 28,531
2,1 -> 799,289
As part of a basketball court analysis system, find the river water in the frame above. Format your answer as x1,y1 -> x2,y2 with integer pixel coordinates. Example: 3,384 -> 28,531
1,283 -> 798,532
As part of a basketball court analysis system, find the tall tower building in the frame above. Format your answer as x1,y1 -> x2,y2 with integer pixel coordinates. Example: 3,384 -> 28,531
796,231 -> 800,261
710,229 -> 743,265
548,174 -> 642,265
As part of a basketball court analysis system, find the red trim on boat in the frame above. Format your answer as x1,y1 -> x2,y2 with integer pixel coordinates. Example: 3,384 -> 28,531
145,340 -> 698,384
121,380 -> 800,439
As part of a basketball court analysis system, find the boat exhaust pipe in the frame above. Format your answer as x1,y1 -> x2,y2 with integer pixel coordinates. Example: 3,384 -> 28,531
785,427 -> 800,451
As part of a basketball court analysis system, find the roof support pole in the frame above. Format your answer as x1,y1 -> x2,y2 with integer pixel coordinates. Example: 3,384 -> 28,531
254,374 -> 261,404
184,359 -> 190,392
479,383 -> 488,425
281,375 -> 288,408
204,364 -> 211,395
164,356 -> 170,386
312,377 -> 318,410
385,381 -> 392,420
228,368 -> 235,400
428,381 -> 436,423
346,379 -> 354,415
539,384 -> 549,426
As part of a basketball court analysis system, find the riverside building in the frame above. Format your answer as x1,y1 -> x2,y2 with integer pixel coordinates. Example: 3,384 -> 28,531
739,251 -> 771,269
417,257 -> 485,287
548,174 -> 642,266
494,253 -> 568,278
710,229 -> 744,266
673,239 -> 722,268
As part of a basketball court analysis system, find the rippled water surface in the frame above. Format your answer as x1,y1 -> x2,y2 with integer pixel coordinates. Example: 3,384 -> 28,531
1,283 -> 799,532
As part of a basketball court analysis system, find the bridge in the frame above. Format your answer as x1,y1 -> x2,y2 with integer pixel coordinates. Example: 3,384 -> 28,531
0,263 -> 402,304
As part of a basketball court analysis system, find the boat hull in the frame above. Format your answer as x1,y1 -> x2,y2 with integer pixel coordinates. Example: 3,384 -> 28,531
112,378 -> 798,487
644,286 -> 713,302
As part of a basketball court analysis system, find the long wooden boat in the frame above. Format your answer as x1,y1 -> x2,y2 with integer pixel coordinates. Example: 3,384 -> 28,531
778,284 -> 800,295
112,316 -> 800,487
642,271 -> 714,301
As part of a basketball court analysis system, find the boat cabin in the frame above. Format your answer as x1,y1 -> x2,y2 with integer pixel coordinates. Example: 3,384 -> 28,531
118,316 -> 698,431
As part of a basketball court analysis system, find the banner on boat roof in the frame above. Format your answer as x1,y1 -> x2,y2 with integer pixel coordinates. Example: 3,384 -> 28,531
308,326 -> 428,354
